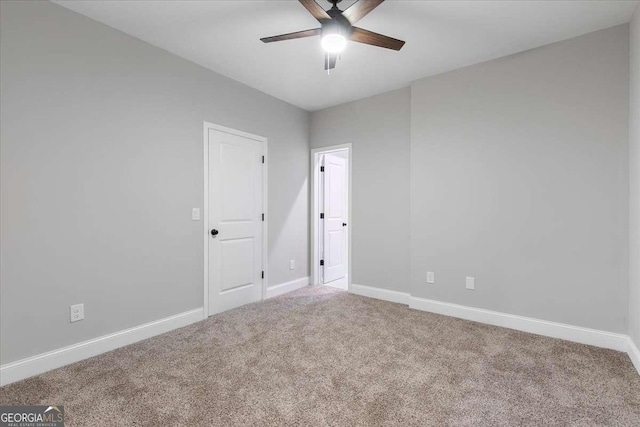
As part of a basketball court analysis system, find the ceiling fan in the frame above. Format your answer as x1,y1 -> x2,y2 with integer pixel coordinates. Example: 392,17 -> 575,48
260,0 -> 405,71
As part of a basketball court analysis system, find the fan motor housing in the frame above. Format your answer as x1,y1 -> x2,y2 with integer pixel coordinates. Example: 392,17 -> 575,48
323,10 -> 352,37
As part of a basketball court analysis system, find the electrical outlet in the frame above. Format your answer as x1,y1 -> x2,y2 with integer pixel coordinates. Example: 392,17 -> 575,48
70,304 -> 84,323
426,272 -> 435,284
289,260 -> 295,270
466,277 -> 475,290
192,208 -> 200,221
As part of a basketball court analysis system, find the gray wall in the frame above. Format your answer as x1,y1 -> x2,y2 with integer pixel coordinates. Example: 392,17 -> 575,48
0,1 -> 309,364
309,88 -> 411,293
411,25 -> 630,333
630,8 -> 640,345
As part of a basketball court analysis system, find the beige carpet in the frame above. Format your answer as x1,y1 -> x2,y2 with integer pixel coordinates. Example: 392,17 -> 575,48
1,286 -> 639,426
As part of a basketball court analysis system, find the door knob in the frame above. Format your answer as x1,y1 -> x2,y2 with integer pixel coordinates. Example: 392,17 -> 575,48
211,229 -> 219,237
342,223 -> 347,227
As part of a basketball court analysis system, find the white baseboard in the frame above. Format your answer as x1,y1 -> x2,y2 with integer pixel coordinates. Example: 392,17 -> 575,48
265,276 -> 309,299
350,284 -> 410,305
3,287 -> 637,387
628,337 -> 640,375
409,296 -> 628,352
347,284 -> 632,359
0,307 -> 203,387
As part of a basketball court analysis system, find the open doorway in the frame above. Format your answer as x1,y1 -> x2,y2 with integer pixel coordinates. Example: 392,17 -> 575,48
311,144 -> 351,291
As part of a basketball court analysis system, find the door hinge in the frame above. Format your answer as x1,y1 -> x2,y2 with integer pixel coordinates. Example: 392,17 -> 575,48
262,213 -> 264,221
320,260 -> 324,266
262,155 -> 265,164
262,271 -> 264,279
320,166 -> 324,172
320,213 -> 324,219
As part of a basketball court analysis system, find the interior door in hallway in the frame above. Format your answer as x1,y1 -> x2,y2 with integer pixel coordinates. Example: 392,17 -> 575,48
208,127 -> 264,315
322,153 -> 347,284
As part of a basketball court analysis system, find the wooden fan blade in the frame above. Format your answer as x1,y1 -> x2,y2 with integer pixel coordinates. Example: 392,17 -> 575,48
350,27 -> 405,51
261,28 -> 321,43
324,53 -> 337,70
299,0 -> 331,23
342,0 -> 385,24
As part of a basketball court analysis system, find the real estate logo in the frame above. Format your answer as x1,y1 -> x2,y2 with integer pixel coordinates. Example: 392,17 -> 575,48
0,405 -> 64,427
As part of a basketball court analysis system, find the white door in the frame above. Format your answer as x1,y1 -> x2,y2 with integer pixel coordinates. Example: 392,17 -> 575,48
208,127 -> 264,315
322,153 -> 347,284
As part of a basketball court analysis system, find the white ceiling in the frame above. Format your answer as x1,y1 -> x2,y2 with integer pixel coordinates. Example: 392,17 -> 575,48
54,0 -> 638,111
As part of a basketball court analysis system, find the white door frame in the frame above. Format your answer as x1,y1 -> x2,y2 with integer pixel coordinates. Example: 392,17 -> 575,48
203,121 -> 268,319
310,144 -> 352,290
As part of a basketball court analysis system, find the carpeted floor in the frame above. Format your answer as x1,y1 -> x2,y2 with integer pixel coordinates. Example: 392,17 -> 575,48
1,286 -> 639,426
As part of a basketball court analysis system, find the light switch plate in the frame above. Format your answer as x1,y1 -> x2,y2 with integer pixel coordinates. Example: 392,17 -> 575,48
466,277 -> 475,290
192,208 -> 200,221
426,272 -> 435,284
290,260 -> 295,270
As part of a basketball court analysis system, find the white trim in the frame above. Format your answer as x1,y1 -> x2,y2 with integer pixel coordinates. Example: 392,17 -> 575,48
203,123 -> 209,319
2,295 -> 637,387
310,144 -> 352,291
348,284 -> 638,369
350,284 -> 410,305
628,337 -> 640,375
0,308 -> 203,386
262,140 -> 269,303
265,276 -> 310,299
203,122 -> 268,319
409,296 -> 629,352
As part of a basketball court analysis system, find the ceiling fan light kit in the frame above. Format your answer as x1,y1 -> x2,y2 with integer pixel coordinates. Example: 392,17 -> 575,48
260,0 -> 405,71
321,22 -> 347,54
